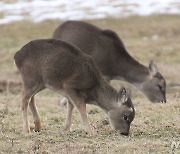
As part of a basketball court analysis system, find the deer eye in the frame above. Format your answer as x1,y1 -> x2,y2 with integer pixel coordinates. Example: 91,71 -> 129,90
123,115 -> 128,121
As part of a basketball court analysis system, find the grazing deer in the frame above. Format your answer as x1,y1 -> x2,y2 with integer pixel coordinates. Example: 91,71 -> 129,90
14,39 -> 135,136
52,20 -> 166,103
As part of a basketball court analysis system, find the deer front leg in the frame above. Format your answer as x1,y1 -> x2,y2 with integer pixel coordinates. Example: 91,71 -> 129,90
66,89 -> 93,134
65,100 -> 74,131
75,101 -> 92,134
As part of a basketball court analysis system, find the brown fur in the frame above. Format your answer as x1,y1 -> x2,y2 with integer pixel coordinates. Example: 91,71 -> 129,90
52,20 -> 166,103
14,39 -> 135,135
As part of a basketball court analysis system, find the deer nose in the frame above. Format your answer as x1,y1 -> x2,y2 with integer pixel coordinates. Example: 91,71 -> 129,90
120,132 -> 129,136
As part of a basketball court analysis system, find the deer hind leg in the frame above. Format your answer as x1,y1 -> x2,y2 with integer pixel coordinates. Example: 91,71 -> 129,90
29,96 -> 41,132
22,90 -> 31,133
22,81 -> 44,133
20,64 -> 44,133
64,100 -> 74,131
66,89 -> 92,134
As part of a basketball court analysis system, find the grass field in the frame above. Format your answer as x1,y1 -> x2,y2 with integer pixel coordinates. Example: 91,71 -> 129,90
0,15 -> 180,153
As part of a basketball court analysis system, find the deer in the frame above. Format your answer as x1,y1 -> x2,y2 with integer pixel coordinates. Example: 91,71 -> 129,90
52,20 -> 166,103
14,39 -> 135,136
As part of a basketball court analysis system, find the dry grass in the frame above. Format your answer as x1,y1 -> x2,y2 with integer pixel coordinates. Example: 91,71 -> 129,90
0,15 -> 180,153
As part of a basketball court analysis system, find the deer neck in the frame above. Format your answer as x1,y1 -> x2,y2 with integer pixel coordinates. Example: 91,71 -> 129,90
89,80 -> 119,113
115,56 -> 150,87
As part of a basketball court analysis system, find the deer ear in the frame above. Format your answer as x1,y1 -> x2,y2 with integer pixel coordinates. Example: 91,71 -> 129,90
149,60 -> 158,76
118,87 -> 128,103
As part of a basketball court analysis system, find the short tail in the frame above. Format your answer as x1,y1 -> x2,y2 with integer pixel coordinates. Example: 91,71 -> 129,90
13,50 -> 22,69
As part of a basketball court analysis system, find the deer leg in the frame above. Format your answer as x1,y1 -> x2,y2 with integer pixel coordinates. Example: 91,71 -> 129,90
29,96 -> 41,132
22,90 -> 31,133
77,102 -> 92,134
66,89 -> 93,134
64,100 -> 74,131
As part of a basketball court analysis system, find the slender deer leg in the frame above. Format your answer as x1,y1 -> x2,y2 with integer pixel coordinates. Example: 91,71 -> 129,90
29,96 -> 41,132
65,101 -> 74,131
66,89 -> 93,134
22,91 -> 31,133
77,102 -> 92,134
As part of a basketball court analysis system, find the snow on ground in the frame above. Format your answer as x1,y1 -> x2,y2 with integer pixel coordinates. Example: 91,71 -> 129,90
0,0 -> 179,24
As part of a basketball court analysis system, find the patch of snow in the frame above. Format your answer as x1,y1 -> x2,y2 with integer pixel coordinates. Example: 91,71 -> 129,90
0,0 -> 179,24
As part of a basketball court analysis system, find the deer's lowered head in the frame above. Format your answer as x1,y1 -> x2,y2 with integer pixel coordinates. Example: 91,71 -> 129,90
141,61 -> 166,103
107,87 -> 135,136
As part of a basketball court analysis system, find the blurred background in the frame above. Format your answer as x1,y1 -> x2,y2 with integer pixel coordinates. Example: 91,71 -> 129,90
1,0 -> 180,96
0,0 -> 180,24
0,0 -> 180,153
